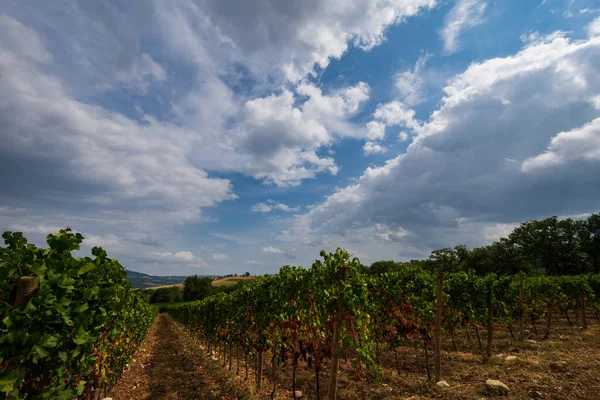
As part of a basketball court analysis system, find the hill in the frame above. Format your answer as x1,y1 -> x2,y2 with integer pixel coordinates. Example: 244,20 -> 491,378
126,270 -> 190,289
126,270 -> 255,289
211,276 -> 255,287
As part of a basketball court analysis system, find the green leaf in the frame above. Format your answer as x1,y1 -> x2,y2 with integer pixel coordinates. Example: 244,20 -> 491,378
41,334 -> 59,348
77,262 -> 96,275
76,380 -> 86,395
0,370 -> 20,392
76,303 -> 89,313
35,345 -> 50,358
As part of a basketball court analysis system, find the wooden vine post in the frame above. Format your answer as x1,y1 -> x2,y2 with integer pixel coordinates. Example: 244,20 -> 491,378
486,276 -> 494,358
256,349 -> 264,391
327,264 -> 348,400
14,276 -> 40,307
434,270 -> 444,382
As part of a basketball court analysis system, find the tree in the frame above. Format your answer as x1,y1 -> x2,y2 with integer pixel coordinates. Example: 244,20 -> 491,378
367,260 -> 401,275
183,276 -> 213,301
509,217 -> 584,275
578,214 -> 600,273
149,286 -> 183,304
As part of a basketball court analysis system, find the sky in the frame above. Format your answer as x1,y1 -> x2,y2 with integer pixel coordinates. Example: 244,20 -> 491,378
1,0 -> 600,276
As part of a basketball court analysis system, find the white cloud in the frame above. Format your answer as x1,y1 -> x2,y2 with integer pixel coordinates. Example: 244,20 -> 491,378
10,224 -> 62,235
580,8 -> 600,15
0,15 -> 236,229
251,200 -> 300,213
81,233 -> 122,249
482,223 -> 518,242
373,101 -> 421,131
363,141 -> 388,154
589,16 -> 600,37
152,250 -> 197,262
366,121 -> 387,140
246,260 -> 265,265
522,118 -> 600,171
262,246 -> 283,253
289,30 -> 600,258
234,82 -> 369,186
394,54 -> 430,106
111,53 -> 167,95
440,0 -> 487,54
212,253 -> 230,261
199,0 -> 437,82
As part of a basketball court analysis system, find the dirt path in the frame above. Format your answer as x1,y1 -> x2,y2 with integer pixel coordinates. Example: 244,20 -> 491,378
109,314 -> 241,400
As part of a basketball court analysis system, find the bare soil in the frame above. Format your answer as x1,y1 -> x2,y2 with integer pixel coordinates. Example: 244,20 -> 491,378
112,312 -> 600,400
109,314 -> 247,399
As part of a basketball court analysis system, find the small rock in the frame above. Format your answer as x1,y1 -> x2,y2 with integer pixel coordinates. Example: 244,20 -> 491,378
436,380 -> 450,388
523,329 -> 531,338
550,361 -> 567,371
486,379 -> 509,395
101,398 -> 113,400
527,339 -> 538,344
493,354 -> 505,363
505,355 -> 518,363
559,335 -> 568,341
294,390 -> 303,398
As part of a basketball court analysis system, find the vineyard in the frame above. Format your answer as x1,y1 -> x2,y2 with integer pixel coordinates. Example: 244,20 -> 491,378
162,249 -> 600,399
2,215 -> 600,399
0,229 -> 155,399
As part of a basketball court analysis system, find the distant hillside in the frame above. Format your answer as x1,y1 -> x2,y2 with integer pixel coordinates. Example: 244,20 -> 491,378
212,276 -> 255,287
126,270 -> 190,289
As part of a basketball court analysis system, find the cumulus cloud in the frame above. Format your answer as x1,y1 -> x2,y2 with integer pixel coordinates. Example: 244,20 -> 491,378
0,15 -> 236,229
363,141 -> 388,154
440,0 -> 487,54
251,200 -> 300,213
522,118 -> 600,171
10,224 -> 62,235
262,246 -> 283,253
373,101 -> 421,131
366,121 -> 387,140
290,30 -> 600,257
212,253 -> 230,261
589,16 -> 600,37
169,0 -> 437,82
152,251 -> 197,262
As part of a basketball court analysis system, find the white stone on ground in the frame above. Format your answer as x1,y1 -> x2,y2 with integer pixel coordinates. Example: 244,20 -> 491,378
485,379 -> 509,395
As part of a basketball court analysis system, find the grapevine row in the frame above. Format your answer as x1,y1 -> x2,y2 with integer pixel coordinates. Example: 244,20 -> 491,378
0,229 -> 156,400
163,249 -> 600,398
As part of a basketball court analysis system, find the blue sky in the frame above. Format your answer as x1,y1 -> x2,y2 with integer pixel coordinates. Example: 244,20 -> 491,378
1,0 -> 600,275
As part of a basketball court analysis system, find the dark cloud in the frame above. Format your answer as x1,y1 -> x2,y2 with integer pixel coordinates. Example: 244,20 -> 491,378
129,236 -> 165,247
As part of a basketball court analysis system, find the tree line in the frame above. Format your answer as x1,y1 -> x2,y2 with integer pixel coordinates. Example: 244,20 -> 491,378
368,214 -> 600,276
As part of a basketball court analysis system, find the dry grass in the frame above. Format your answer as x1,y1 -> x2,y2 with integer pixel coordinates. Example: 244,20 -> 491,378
146,283 -> 184,290
212,276 -> 255,287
